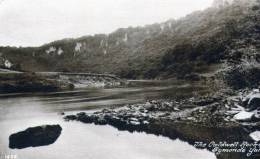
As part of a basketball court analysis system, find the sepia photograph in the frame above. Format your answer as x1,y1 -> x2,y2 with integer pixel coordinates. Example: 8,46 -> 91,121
0,0 -> 260,159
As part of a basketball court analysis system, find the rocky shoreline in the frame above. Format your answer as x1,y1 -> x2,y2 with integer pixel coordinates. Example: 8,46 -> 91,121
37,72 -> 124,89
64,88 -> 260,159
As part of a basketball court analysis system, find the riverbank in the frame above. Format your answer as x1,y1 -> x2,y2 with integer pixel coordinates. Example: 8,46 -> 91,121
64,88 -> 260,159
0,70 -> 125,93
0,73 -> 74,93
37,72 -> 124,88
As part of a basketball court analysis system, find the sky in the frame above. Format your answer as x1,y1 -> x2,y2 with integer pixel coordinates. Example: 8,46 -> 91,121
0,0 -> 214,47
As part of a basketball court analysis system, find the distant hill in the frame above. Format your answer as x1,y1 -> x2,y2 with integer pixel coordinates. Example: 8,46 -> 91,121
0,0 -> 259,82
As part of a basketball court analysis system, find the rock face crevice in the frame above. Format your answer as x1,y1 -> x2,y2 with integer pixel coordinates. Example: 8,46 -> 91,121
9,125 -> 62,149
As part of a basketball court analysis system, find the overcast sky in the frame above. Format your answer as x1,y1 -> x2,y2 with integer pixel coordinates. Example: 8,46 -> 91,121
0,0 -> 214,47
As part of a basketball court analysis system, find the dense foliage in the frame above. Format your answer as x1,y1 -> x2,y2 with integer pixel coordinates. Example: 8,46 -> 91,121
0,0 -> 259,84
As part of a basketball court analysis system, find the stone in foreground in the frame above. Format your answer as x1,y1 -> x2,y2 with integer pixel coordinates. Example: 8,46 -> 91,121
249,131 -> 260,142
233,111 -> 254,121
9,125 -> 62,149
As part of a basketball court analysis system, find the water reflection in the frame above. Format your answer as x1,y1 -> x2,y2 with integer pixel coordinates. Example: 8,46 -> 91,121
0,80 -> 216,159
0,98 -> 216,159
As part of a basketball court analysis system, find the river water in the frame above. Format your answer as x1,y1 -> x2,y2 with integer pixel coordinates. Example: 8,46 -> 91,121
0,80 -> 216,159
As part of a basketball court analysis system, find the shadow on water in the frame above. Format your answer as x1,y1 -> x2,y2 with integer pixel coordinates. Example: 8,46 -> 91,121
102,119 -> 258,159
146,123 -> 257,159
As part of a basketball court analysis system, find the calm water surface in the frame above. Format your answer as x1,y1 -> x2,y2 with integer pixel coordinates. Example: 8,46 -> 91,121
0,80 -> 216,159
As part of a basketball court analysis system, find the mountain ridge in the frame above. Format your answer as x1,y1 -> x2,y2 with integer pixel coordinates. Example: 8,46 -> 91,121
0,0 -> 259,83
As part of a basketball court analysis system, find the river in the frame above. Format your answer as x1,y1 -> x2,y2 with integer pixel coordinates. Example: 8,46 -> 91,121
0,80 -> 216,159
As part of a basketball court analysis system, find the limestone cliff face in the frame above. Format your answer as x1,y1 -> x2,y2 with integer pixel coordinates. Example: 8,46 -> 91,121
212,0 -> 234,8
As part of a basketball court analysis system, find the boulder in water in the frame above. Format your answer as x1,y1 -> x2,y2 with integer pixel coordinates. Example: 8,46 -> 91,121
9,125 -> 62,149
